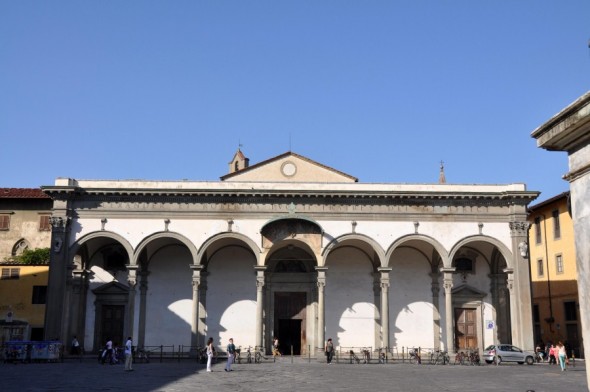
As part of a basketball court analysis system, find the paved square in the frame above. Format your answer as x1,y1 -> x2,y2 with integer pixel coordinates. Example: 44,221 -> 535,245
0,358 -> 587,392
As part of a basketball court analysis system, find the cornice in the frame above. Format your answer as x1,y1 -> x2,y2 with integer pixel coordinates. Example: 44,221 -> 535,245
43,186 -> 539,206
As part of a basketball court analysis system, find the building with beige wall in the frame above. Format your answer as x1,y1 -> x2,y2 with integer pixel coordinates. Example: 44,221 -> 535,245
528,192 -> 582,356
0,189 -> 52,342
42,150 -> 538,357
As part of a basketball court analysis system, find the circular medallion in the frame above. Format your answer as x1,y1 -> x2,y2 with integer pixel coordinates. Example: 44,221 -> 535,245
281,161 -> 297,177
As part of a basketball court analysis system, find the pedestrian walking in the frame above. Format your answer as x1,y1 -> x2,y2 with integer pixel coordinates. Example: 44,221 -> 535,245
225,338 -> 236,372
124,337 -> 134,371
102,338 -> 113,365
71,336 -> 80,355
272,337 -> 281,357
325,338 -> 334,364
206,337 -> 215,372
557,341 -> 567,371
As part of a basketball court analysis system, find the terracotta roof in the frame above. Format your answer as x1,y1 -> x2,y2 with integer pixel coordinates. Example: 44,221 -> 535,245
0,188 -> 51,199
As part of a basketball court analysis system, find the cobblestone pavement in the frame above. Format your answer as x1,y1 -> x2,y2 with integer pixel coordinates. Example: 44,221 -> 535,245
0,358 -> 587,392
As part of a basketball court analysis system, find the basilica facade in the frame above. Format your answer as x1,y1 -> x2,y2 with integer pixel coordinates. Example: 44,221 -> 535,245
42,151 -> 538,356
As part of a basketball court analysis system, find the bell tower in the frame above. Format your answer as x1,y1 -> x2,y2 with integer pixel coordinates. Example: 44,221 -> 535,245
228,148 -> 249,174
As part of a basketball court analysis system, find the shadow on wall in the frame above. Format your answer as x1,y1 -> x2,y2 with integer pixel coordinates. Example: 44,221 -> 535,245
204,246 -> 257,351
531,279 -> 582,358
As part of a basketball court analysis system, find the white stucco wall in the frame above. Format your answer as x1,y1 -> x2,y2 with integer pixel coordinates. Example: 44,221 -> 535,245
144,246 -> 192,347
205,246 -> 257,351
390,247 -> 435,349
325,247 -> 376,349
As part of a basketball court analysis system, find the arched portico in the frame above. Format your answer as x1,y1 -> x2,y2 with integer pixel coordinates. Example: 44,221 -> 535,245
67,231 -> 135,352
387,235 -> 447,351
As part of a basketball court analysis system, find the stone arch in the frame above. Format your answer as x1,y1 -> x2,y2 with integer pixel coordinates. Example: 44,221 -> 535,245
385,234 -> 449,269
197,232 -> 260,266
263,238 -> 318,268
448,235 -> 513,269
70,231 -> 134,264
133,231 -> 198,266
322,233 -> 385,268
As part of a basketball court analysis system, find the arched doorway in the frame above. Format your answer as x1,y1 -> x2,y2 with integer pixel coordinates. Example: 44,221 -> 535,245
266,245 -> 317,355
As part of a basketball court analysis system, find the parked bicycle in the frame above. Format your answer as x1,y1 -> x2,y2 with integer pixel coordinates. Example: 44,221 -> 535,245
408,348 -> 421,364
429,349 -> 449,365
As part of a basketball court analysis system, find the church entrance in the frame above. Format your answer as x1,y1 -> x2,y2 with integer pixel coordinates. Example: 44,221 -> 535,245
100,305 -> 125,349
274,292 -> 306,355
454,308 -> 477,351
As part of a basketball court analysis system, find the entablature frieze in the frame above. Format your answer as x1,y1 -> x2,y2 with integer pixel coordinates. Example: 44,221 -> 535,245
65,192 -> 534,219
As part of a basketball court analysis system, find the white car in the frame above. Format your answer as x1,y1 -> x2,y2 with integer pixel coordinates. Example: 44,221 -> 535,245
483,344 -> 535,365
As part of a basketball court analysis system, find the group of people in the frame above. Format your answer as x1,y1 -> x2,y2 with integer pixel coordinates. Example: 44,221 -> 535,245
536,341 -> 569,371
98,337 -> 134,371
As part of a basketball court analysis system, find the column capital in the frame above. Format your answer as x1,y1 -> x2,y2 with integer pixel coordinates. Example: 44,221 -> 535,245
190,264 -> 205,272
440,267 -> 456,274
509,221 -> 530,237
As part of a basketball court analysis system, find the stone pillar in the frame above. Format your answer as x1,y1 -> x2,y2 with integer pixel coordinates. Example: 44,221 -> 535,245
430,272 -> 441,349
125,266 -> 138,339
137,270 -> 149,348
315,267 -> 327,352
63,263 -> 75,346
255,266 -> 266,349
378,268 -> 391,349
441,268 -> 455,352
69,268 -> 86,350
505,269 -> 518,344
190,265 -> 203,348
44,215 -> 71,341
509,221 -> 534,350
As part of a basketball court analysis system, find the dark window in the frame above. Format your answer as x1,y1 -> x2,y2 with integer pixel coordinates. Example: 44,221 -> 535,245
0,214 -> 10,230
32,285 -> 47,304
1,268 -> 20,279
537,259 -> 544,277
39,215 -> 51,231
455,258 -> 473,272
564,301 -> 577,321
534,217 -> 542,244
552,210 -> 561,239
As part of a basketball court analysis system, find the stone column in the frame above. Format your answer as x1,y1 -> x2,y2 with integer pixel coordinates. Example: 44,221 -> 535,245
254,266 -> 266,349
509,221 -> 533,350
441,267 -> 455,352
44,215 -> 71,341
315,267 -> 327,352
505,269 -> 517,345
137,270 -> 149,348
63,263 -> 75,346
378,268 -> 391,349
430,272 -> 441,349
125,266 -> 138,339
190,265 -> 203,348
70,268 -> 87,349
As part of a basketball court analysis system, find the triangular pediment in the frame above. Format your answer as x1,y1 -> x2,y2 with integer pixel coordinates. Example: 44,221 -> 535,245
451,284 -> 486,299
92,281 -> 129,295
220,152 -> 358,183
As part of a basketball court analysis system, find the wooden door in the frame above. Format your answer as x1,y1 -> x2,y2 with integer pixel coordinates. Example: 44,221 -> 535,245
454,308 -> 477,351
274,292 -> 306,355
101,305 -> 125,348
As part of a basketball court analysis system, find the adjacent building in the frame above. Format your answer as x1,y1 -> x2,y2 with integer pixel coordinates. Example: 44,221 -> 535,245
0,188 -> 52,342
532,91 -> 590,390
41,150 -> 538,356
527,192 -> 582,356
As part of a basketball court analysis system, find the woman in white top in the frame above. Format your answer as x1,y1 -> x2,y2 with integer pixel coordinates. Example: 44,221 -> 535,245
557,341 -> 567,371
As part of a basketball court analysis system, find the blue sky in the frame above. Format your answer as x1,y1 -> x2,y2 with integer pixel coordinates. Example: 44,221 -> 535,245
2,1 -> 589,203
